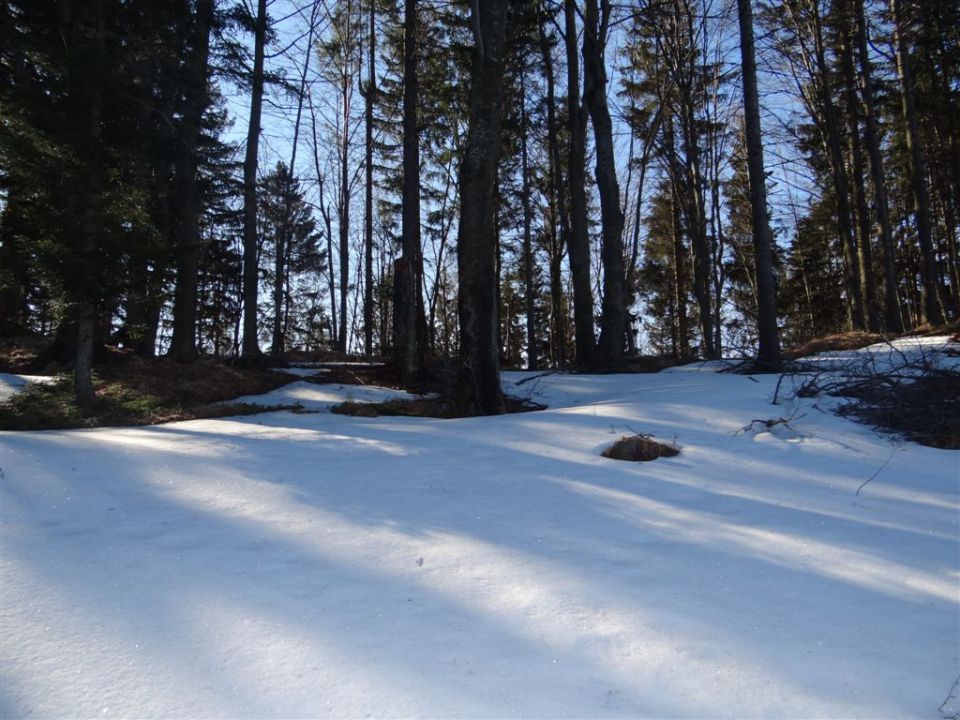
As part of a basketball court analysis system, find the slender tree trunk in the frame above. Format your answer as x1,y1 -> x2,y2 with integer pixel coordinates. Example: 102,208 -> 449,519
170,0 -> 214,362
582,0 -> 626,368
808,1 -> 865,330
664,113 -> 689,358
853,0 -> 902,332
242,0 -> 267,359
839,18 -> 879,331
538,10 -> 568,367
519,70 -> 538,370
338,65 -> 351,353
70,0 -> 106,407
455,0 -> 509,415
271,7 -> 317,356
395,0 -> 425,380
363,0 -> 376,357
890,0 -> 945,325
564,0 -> 595,369
736,0 -> 781,368
309,96 -> 339,349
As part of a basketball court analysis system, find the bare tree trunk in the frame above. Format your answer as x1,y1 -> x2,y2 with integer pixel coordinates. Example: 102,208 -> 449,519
564,0 -> 595,369
242,0 -> 267,360
363,0 -> 376,357
664,113 -> 689,358
338,63 -> 351,353
853,0 -> 902,332
395,0 -> 426,380
170,0 -> 214,362
807,0 -> 866,330
520,70 -> 538,370
69,0 -> 106,407
890,0 -> 945,325
455,0 -> 509,415
839,16 -> 879,332
309,95 -> 339,349
271,6 -> 317,357
583,0 -> 625,368
538,9 -> 568,367
736,0 -> 781,368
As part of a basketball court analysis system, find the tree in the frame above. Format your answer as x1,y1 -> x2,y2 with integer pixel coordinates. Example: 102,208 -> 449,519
736,0 -> 781,368
455,0 -> 510,415
394,0 -> 427,381
241,0 -> 268,359
582,0 -> 626,368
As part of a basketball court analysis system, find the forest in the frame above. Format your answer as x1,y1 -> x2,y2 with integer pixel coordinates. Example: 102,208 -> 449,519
1,0 -> 958,415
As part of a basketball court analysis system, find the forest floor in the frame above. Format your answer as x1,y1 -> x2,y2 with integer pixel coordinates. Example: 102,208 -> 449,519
1,335 -> 958,718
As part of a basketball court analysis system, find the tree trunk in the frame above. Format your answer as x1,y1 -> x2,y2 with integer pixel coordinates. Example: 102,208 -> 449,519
890,0 -> 945,326
664,114 -> 689,358
839,17 -> 879,332
520,70 -> 538,371
538,10 -> 568,367
853,0 -> 902,332
455,0 -> 509,415
363,0 -> 376,357
564,0 -> 595,369
169,0 -> 214,362
582,0 -> 626,368
736,0 -> 781,369
242,0 -> 267,359
810,1 -> 866,330
395,0 -> 426,380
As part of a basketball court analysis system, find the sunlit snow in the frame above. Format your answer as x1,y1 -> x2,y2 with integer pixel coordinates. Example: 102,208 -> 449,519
1,340 -> 958,718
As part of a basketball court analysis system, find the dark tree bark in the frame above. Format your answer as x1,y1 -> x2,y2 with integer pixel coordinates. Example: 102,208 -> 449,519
363,0 -> 376,357
840,20 -> 878,332
582,0 -> 626,368
169,0 -> 214,362
394,0 -> 426,380
69,0 -> 106,407
564,0 -> 595,369
736,0 -> 781,369
241,0 -> 267,359
853,0 -> 902,332
890,0 -> 945,326
455,0 -> 509,415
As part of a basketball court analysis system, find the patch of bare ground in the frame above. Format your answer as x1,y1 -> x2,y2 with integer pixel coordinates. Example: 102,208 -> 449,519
792,337 -> 960,449
331,394 -> 546,419
1,351 -> 293,431
0,335 -> 52,372
602,434 -> 680,461
785,331 -> 889,360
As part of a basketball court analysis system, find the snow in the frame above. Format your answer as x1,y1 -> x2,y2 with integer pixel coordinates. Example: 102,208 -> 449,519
0,373 -> 58,401
2,341 -> 958,718
228,380 -> 421,412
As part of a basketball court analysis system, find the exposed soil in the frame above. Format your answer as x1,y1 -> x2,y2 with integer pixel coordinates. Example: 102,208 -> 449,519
601,434 -> 680,461
331,395 -> 546,419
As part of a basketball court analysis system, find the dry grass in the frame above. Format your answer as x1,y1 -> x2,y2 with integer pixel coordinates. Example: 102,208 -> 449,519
331,394 -> 545,419
785,331 -> 889,360
0,354 -> 293,431
601,434 -> 680,461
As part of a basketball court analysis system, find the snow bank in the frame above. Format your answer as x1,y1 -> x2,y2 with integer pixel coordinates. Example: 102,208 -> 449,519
1,366 -> 957,718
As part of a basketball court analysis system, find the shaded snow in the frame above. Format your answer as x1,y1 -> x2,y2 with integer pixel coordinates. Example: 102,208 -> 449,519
1,345 -> 958,718
0,373 -> 58,401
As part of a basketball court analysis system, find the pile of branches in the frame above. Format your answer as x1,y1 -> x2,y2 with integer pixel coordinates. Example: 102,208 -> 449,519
788,343 -> 960,449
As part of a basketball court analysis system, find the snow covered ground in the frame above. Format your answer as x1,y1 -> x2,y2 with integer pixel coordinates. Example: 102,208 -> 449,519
0,373 -> 58,402
1,343 -> 958,718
